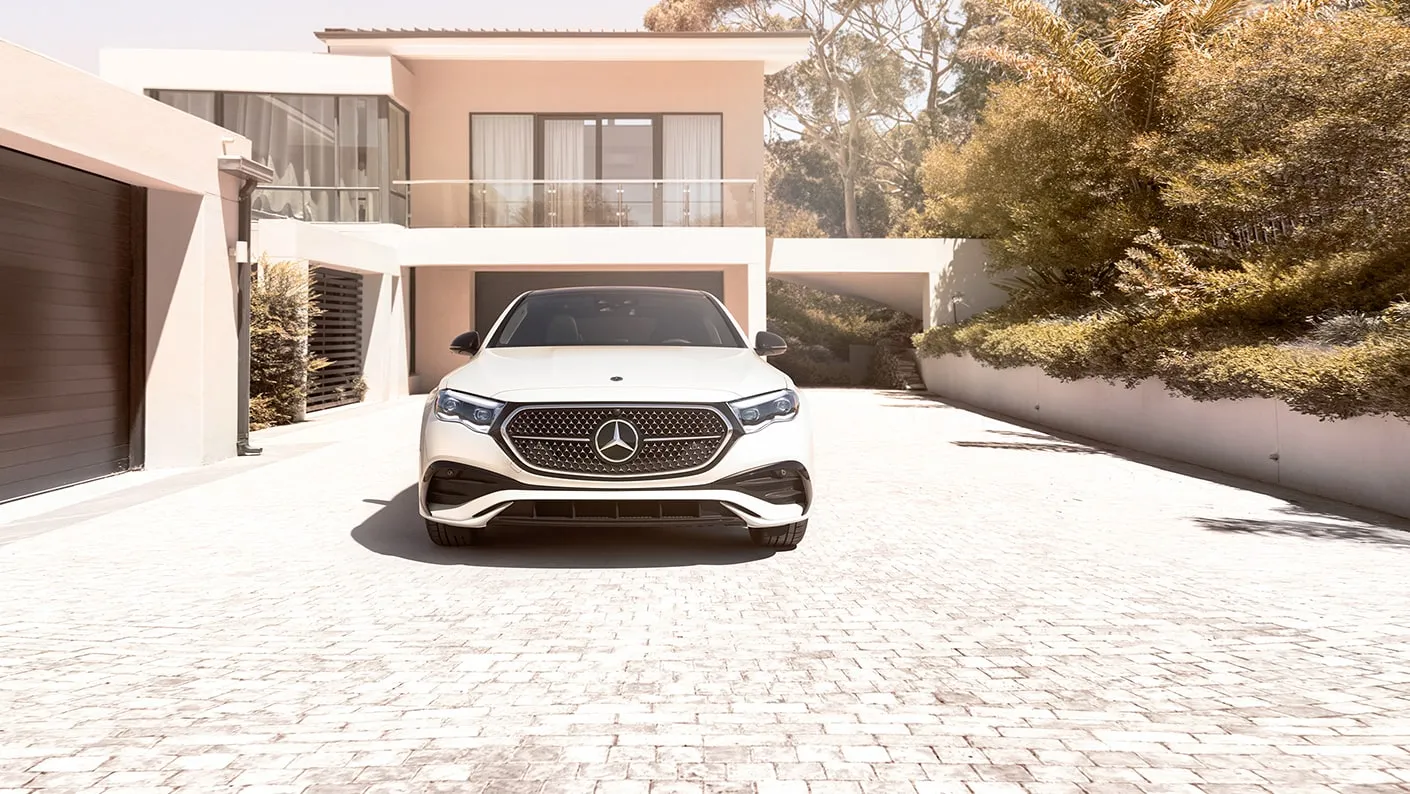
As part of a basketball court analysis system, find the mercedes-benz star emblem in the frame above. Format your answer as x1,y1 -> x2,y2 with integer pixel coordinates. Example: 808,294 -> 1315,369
592,418 -> 641,464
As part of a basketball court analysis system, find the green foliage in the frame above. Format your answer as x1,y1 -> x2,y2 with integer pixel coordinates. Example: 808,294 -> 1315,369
898,83 -> 1152,309
914,250 -> 1410,418
910,1 -> 1410,421
865,345 -> 916,390
249,259 -> 327,431
766,139 -> 893,238
766,278 -> 921,387
1144,3 -> 1410,254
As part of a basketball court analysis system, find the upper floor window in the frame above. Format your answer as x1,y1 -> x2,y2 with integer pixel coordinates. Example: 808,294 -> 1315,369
148,90 -> 409,226
469,113 -> 725,228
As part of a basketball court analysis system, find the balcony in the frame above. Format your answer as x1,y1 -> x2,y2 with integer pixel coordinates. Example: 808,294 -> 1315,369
395,179 -> 761,229
253,185 -> 409,225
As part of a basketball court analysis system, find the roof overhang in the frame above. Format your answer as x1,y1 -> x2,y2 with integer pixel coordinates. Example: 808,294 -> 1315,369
315,29 -> 813,74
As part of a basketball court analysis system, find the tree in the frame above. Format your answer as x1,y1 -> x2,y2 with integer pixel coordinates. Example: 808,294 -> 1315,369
767,138 -> 892,237
898,82 -> 1146,308
962,0 -> 1251,137
645,0 -> 971,236
1143,1 -> 1410,255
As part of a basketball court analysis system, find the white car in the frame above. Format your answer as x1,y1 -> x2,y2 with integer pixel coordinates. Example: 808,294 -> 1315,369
418,286 -> 814,550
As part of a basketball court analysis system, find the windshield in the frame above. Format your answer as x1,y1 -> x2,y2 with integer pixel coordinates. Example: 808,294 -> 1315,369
487,289 -> 747,349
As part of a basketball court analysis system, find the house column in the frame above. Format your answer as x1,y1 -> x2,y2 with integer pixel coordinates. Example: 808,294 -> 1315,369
143,180 -> 242,468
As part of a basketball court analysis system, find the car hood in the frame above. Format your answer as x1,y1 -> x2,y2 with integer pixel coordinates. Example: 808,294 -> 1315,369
441,346 -> 792,404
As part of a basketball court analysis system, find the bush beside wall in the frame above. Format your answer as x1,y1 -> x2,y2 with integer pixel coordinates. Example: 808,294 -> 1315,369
767,278 -> 920,388
916,299 -> 1410,421
249,259 -> 328,431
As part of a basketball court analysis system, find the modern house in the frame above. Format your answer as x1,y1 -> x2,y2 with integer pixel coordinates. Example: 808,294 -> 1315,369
0,28 -> 993,504
99,29 -> 814,395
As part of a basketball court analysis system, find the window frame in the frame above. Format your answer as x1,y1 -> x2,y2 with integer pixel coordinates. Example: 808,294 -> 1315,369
145,89 -> 411,226
468,112 -> 725,227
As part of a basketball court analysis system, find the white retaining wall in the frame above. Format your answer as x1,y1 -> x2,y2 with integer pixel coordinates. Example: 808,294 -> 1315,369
921,354 -> 1410,519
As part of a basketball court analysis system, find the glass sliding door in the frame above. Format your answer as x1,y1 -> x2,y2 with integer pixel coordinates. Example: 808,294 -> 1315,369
663,115 -> 722,226
471,114 -> 535,227
541,118 -> 596,226
600,118 -> 656,226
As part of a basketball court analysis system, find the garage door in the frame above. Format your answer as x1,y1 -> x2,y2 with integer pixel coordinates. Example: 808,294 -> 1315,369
474,271 -> 726,337
0,147 -> 141,503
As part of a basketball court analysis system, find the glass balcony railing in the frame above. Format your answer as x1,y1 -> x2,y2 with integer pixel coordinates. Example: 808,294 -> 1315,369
393,179 -> 761,229
252,186 -> 409,225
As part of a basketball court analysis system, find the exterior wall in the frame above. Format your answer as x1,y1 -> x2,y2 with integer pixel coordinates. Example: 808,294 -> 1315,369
346,226 -> 765,269
921,353 -> 1410,520
767,237 -> 1000,327
359,272 -> 410,404
99,49 -> 417,109
414,268 -> 474,392
2,39 -> 250,470
407,59 -> 765,195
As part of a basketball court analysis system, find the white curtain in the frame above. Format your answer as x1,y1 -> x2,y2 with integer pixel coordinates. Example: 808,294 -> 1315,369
663,115 -> 723,226
225,94 -> 336,222
543,120 -> 586,226
471,115 -> 534,227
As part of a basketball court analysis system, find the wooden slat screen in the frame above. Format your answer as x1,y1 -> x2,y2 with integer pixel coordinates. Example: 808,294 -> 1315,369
307,267 -> 365,412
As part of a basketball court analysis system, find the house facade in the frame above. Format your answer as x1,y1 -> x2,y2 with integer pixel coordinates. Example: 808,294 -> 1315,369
100,29 -> 813,392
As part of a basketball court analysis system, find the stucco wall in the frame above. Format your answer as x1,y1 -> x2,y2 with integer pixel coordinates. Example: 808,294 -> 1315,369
99,49 -> 417,110
406,59 -> 764,222
767,237 -> 1001,327
921,353 -> 1410,519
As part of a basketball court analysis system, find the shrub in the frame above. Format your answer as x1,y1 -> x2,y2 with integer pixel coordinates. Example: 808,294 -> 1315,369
866,345 -> 913,390
249,259 -> 327,431
915,268 -> 1410,419
766,278 -> 921,387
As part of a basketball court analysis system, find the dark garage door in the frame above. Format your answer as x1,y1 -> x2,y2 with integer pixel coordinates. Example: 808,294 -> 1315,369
474,270 -> 727,337
0,146 -> 141,503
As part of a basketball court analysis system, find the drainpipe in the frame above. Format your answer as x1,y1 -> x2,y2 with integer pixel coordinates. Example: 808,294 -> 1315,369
218,153 -> 276,458
235,177 -> 261,456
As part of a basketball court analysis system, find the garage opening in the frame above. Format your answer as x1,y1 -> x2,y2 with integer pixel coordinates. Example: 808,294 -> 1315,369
473,271 -> 726,337
307,266 -> 366,412
0,146 -> 144,503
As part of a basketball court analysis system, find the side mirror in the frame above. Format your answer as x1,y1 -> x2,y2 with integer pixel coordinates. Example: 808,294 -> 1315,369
754,330 -> 788,357
450,330 -> 481,357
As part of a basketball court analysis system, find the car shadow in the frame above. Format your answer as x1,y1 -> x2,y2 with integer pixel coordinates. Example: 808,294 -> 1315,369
350,486 -> 776,568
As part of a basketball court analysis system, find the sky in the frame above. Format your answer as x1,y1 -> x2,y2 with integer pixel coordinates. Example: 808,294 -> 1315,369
1,0 -> 655,73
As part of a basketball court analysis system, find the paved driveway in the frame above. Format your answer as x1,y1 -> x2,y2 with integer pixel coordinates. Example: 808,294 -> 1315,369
2,389 -> 1410,794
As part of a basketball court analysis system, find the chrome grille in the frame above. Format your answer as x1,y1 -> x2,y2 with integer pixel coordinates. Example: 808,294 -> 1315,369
501,405 -> 731,478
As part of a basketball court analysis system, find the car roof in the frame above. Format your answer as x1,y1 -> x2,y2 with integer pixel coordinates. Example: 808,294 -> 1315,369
524,285 -> 708,298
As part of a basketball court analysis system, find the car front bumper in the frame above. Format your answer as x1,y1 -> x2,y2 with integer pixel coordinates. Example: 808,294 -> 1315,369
418,400 -> 814,530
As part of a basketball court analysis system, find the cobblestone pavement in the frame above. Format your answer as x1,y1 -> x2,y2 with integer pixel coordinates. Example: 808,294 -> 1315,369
3,389 -> 1410,794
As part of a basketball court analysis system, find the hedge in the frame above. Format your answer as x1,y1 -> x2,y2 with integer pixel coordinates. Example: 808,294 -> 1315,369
916,301 -> 1410,420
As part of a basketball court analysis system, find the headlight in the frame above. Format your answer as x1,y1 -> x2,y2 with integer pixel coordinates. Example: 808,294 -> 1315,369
433,389 -> 504,433
729,389 -> 799,433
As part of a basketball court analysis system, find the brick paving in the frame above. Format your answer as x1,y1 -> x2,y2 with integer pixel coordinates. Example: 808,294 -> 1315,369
2,389 -> 1410,793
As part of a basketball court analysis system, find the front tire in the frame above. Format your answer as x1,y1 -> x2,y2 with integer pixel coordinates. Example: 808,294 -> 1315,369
749,520 -> 807,550
425,518 -> 484,547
